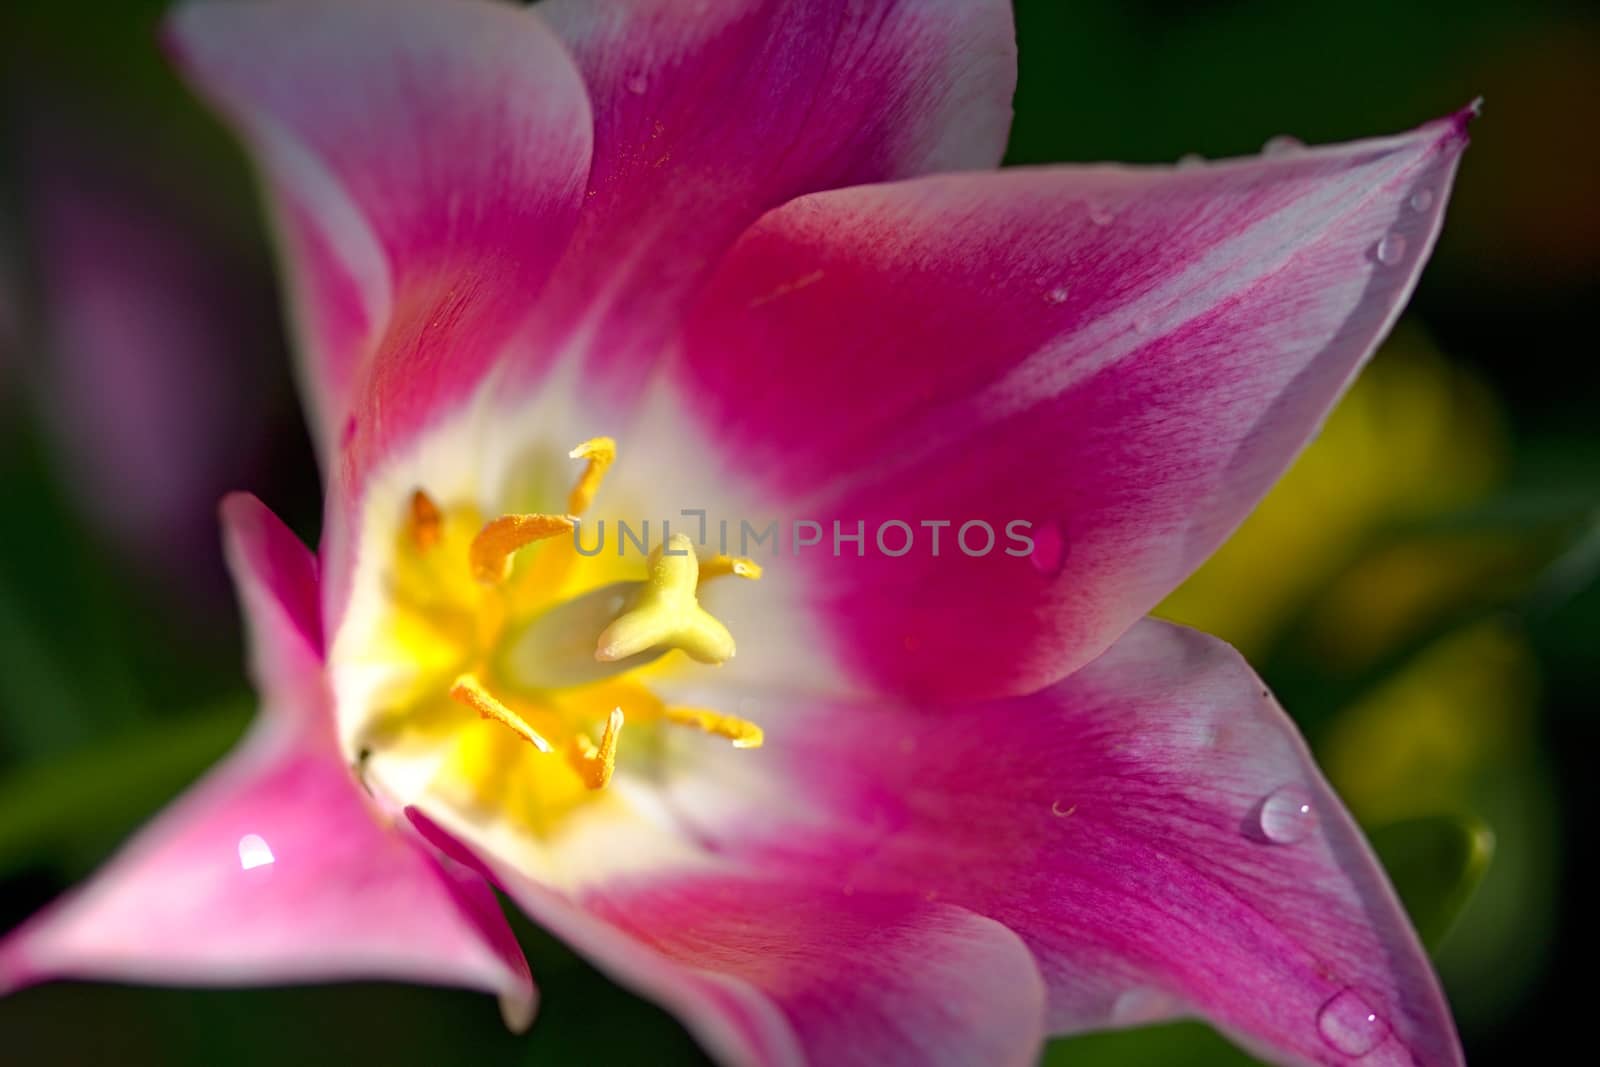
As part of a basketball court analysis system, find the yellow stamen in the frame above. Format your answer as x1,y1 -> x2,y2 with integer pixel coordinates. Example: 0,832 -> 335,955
470,513 -> 574,585
595,535 -> 735,664
449,674 -> 553,753
698,555 -> 763,582
664,706 -> 764,749
408,489 -> 443,550
566,706 -> 623,789
567,437 -> 616,516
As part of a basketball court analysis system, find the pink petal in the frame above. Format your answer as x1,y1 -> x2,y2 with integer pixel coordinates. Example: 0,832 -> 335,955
673,620 -> 1461,1066
219,493 -> 323,680
0,496 -> 534,1028
674,111 -> 1470,700
520,0 -> 1016,404
408,812 -> 1043,1067
163,0 -> 593,472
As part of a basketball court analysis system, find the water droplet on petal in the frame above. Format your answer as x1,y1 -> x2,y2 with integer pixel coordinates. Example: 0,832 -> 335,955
625,74 -> 649,95
1257,785 -> 1315,844
1111,987 -> 1176,1024
1030,520 -> 1069,577
1317,988 -> 1389,1056
1050,798 -> 1077,818
1373,233 -> 1408,266
1408,188 -> 1434,212
1177,152 -> 1205,169
1262,134 -> 1304,156
237,833 -> 275,871
1044,285 -> 1070,305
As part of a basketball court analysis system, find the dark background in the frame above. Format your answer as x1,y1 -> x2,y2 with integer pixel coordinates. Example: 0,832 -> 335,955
0,0 -> 1594,1062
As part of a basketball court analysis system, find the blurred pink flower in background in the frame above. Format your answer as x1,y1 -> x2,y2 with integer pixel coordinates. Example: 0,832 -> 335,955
19,108 -> 292,607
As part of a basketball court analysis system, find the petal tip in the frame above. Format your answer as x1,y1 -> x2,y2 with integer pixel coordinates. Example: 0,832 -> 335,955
217,489 -> 263,526
499,985 -> 540,1034
1427,99 -> 1481,151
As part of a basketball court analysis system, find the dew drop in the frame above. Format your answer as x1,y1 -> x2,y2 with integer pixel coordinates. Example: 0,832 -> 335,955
1262,134 -> 1304,156
625,74 -> 649,95
1408,188 -> 1434,212
1317,988 -> 1389,1056
1373,233 -> 1408,265
1111,987 -> 1177,1025
1050,798 -> 1076,818
237,833 -> 276,871
1030,520 -> 1069,577
1256,785 -> 1315,844
1088,206 -> 1114,226
1177,152 -> 1205,170
1044,285 -> 1070,305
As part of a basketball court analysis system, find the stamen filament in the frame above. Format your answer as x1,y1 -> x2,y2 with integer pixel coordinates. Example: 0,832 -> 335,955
470,513 -> 574,585
408,489 -> 443,550
665,706 -> 764,749
449,674 -> 553,752
699,555 -> 763,582
567,437 -> 616,516
566,706 -> 623,789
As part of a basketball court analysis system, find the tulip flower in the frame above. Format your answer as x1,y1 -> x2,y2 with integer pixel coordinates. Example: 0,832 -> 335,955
0,2 -> 1472,1064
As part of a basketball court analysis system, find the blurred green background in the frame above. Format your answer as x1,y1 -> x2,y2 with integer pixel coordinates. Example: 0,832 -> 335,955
0,0 -> 1594,1063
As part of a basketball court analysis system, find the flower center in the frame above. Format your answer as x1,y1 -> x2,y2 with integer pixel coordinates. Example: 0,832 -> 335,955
354,437 -> 762,835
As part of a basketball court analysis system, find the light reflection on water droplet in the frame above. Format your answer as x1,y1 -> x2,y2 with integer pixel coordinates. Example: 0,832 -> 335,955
237,833 -> 275,871
1262,134 -> 1304,156
1030,521 -> 1068,577
1374,233 -> 1408,265
1408,188 -> 1434,212
625,75 -> 649,95
1044,285 -> 1070,305
1317,988 -> 1389,1056
1111,988 -> 1176,1025
1257,786 -> 1315,844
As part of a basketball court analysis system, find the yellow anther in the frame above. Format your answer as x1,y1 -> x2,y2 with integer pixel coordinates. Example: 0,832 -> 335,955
449,674 -> 553,753
664,706 -> 764,749
408,489 -> 443,550
594,535 -> 735,665
699,555 -> 763,582
566,706 -> 623,790
470,513 -> 574,585
567,436 -> 616,516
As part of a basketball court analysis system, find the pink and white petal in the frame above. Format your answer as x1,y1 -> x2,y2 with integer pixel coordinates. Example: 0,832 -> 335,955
675,111 -> 1470,700
220,492 -> 323,687
408,811 -> 1044,1067
667,619 -> 1460,1067
164,0 -> 593,471
521,0 -> 1016,402
0,497 -> 534,1027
